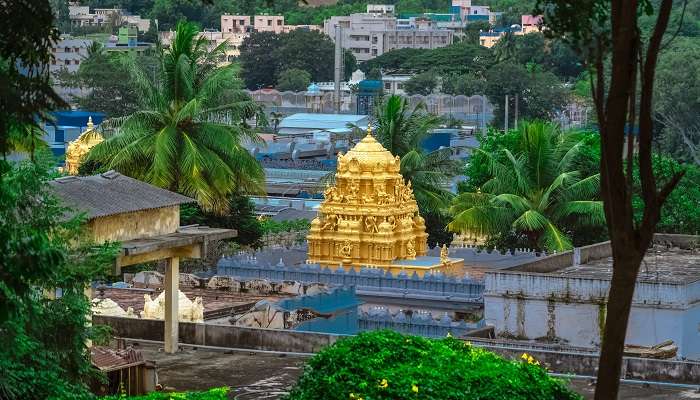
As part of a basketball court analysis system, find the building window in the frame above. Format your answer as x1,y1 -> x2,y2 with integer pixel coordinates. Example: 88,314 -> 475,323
65,60 -> 70,65
64,47 -> 70,52
277,20 -> 282,26
384,82 -> 390,89
397,83 -> 403,89
74,60 -> 80,65
240,19 -> 245,25
372,49 -> 377,56
267,20 -> 272,26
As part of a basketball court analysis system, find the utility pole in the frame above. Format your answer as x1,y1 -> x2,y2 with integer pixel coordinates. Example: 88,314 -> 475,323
504,94 -> 509,132
514,94 -> 519,130
333,25 -> 343,114
481,96 -> 486,134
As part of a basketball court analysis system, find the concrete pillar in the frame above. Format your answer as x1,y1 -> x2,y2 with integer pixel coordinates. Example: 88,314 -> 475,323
164,257 -> 179,353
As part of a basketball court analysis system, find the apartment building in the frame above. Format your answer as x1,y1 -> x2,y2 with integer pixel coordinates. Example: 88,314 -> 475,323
50,37 -> 92,74
324,10 -> 452,62
221,15 -> 252,33
254,15 -> 285,34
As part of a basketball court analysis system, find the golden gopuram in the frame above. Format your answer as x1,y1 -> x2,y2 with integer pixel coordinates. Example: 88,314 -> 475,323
64,116 -> 104,175
306,128 -> 464,277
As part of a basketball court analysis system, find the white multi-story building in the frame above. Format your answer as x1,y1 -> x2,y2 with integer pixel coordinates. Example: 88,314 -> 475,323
50,37 -> 92,74
68,6 -> 152,32
324,9 -> 453,62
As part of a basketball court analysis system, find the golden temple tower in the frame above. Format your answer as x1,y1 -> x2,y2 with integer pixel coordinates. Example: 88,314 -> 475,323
64,116 -> 103,175
307,128 -> 463,276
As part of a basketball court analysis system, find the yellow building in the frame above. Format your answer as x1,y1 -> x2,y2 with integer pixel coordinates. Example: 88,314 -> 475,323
307,128 -> 463,276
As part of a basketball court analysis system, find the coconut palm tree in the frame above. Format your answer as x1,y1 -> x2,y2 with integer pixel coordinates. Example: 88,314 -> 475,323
86,21 -> 264,213
373,95 -> 461,212
449,121 -> 604,251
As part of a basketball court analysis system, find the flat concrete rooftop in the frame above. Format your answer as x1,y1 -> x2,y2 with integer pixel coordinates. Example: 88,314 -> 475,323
129,341 -> 698,400
553,245 -> 700,284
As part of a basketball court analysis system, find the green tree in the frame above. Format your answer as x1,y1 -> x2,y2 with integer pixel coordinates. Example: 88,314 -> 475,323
67,43 -> 156,118
276,68 -> 311,92
493,30 -> 519,62
450,121 -> 604,251
0,0 -> 65,156
441,72 -> 486,96
181,193 -> 263,247
0,159 -> 119,399
86,21 -> 265,213
403,71 -> 439,96
274,29 -> 339,82
485,62 -> 569,127
49,0 -> 71,33
654,37 -> 700,164
239,31 -> 281,89
373,95 -> 461,213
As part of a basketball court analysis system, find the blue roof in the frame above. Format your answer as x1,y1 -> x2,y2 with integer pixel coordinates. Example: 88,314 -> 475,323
307,83 -> 320,94
278,113 -> 368,130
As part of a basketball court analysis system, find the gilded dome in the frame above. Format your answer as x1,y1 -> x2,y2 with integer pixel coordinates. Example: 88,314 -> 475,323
338,128 -> 399,173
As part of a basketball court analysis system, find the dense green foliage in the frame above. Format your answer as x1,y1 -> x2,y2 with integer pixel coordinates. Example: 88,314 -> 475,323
102,387 -> 229,399
363,43 -> 494,76
403,71 -> 439,96
86,21 -> 265,213
181,193 -> 264,246
484,63 -> 570,127
239,29 -> 356,90
451,121 -> 604,251
1,0 -> 65,157
276,68 -> 312,92
633,156 -> 700,235
654,37 -> 700,164
287,330 -> 580,400
57,43 -> 160,118
260,218 -> 311,235
374,95 -> 459,212
0,159 -> 119,399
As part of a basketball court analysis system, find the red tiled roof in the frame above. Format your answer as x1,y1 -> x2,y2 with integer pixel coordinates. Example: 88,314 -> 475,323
91,346 -> 145,372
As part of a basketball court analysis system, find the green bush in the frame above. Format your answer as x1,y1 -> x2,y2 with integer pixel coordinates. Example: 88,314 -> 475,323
102,387 -> 228,399
286,330 -> 580,400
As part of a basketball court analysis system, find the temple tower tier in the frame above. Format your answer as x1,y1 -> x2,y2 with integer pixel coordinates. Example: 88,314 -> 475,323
307,128 -> 462,277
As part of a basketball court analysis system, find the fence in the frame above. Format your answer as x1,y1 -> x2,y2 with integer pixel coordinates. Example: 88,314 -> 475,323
216,259 -> 485,301
359,307 -> 486,338
247,90 -> 494,126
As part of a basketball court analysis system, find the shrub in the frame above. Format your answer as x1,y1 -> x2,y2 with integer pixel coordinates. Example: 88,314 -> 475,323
286,330 -> 580,400
102,387 -> 228,399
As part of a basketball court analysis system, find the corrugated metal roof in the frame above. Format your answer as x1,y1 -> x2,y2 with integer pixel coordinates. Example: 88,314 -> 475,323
49,171 -> 194,219
278,113 -> 368,130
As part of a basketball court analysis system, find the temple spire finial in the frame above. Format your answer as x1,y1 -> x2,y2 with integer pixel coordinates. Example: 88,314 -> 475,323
87,116 -> 94,130
366,124 -> 373,137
